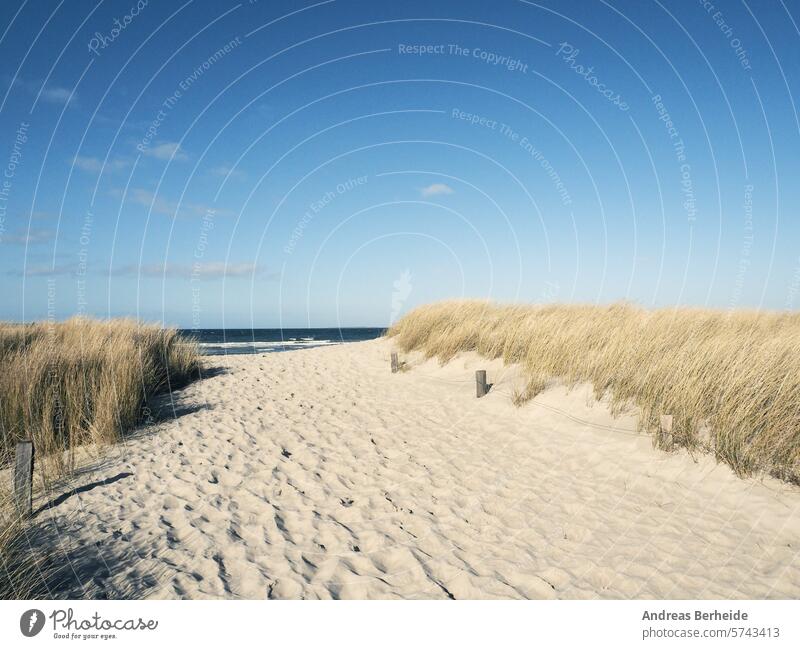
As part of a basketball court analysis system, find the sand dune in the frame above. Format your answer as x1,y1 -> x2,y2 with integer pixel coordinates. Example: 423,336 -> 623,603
36,339 -> 800,599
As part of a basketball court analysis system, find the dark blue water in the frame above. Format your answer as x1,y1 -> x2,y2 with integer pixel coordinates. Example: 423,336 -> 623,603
181,328 -> 385,356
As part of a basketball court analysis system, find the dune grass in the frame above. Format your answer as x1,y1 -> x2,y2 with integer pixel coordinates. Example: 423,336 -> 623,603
0,487 -> 44,599
0,318 -> 201,598
0,318 -> 201,480
388,300 -> 800,483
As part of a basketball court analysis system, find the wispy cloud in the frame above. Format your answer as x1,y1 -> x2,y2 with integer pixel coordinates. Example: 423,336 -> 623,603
142,142 -> 187,161
420,183 -> 454,197
39,85 -> 76,105
7,77 -> 78,107
9,261 -> 273,280
109,262 -> 270,280
94,113 -> 152,131
126,188 -> 234,219
29,211 -> 56,221
71,155 -> 128,173
1,229 -> 55,245
129,188 -> 178,217
209,165 -> 246,180
9,263 -> 75,277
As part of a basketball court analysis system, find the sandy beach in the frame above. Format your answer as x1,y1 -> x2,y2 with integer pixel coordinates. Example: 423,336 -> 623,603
36,339 -> 800,599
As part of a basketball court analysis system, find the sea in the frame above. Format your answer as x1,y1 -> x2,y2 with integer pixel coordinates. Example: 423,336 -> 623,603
181,328 -> 386,356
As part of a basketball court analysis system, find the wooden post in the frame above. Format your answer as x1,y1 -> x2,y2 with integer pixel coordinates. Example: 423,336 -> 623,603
659,414 -> 674,447
476,370 -> 488,398
390,352 -> 399,373
14,440 -> 34,518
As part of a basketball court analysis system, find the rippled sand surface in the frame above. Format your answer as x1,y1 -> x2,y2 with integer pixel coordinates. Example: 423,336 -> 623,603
42,339 -> 800,599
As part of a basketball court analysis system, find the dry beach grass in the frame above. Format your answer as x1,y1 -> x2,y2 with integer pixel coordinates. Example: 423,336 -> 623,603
3,306 -> 800,599
0,318 -> 200,480
388,300 -> 800,483
0,318 -> 201,597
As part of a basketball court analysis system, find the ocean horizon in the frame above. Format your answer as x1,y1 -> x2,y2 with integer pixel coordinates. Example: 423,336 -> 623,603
182,327 -> 386,356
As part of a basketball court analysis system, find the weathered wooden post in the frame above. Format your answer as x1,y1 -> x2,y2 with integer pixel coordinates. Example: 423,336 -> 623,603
390,352 -> 399,373
14,440 -> 34,518
659,414 -> 674,448
476,370 -> 488,398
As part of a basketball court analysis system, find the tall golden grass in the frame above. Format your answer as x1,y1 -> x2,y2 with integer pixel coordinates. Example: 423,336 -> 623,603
388,300 -> 800,483
0,488 -> 42,599
0,318 -> 200,479
0,318 -> 200,598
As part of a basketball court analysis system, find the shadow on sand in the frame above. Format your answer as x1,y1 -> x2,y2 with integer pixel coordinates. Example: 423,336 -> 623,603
33,472 -> 133,517
2,369 -> 230,599
6,511 -> 166,599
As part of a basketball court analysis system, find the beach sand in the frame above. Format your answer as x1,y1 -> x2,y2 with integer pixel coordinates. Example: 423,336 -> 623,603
36,339 -> 800,599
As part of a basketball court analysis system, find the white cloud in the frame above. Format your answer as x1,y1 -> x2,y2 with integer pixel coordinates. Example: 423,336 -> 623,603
1,229 -> 55,245
9,263 -> 75,277
130,188 -> 177,217
420,183 -> 454,197
210,165 -> 246,180
126,188 -> 234,219
110,262 -> 268,280
10,261 -> 270,280
8,77 -> 78,106
40,85 -> 76,105
142,142 -> 187,161
72,156 -> 128,173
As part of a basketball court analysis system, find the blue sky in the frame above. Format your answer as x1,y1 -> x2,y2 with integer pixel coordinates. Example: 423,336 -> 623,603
0,0 -> 798,327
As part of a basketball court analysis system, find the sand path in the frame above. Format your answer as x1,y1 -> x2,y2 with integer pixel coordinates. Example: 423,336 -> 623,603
41,339 -> 800,599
